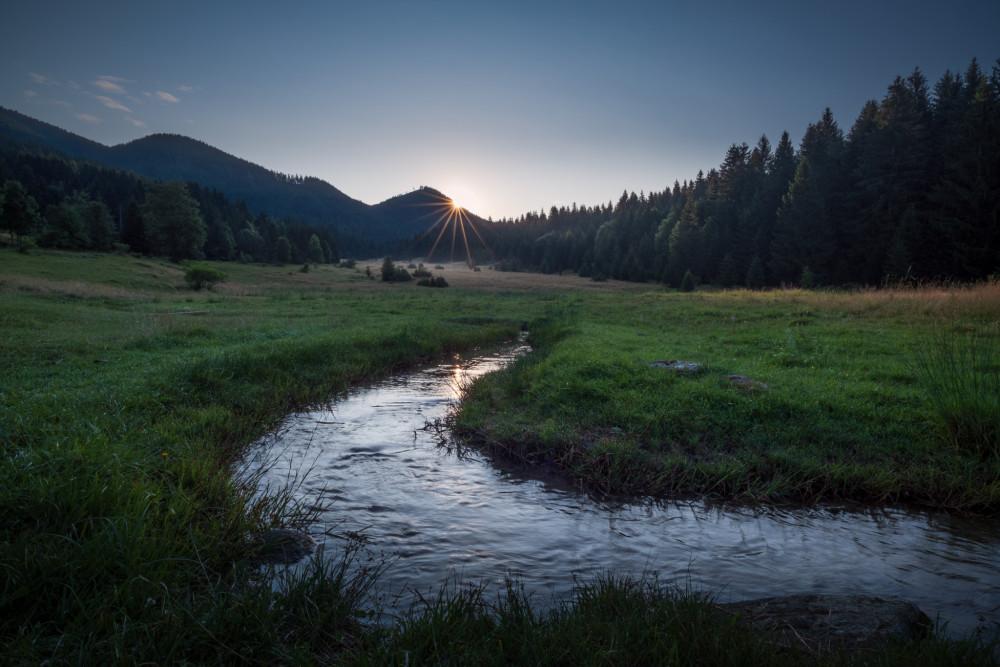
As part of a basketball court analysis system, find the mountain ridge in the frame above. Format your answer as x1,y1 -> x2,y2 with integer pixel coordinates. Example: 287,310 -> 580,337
0,106 -> 477,245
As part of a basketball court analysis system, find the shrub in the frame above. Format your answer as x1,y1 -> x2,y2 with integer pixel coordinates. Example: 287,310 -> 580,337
183,264 -> 227,290
680,270 -> 696,292
339,259 -> 356,269
417,276 -> 448,288
392,267 -> 412,282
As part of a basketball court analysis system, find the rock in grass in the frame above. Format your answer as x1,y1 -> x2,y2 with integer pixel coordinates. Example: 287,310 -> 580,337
716,594 -> 932,655
254,528 -> 316,565
727,374 -> 769,392
649,360 -> 704,373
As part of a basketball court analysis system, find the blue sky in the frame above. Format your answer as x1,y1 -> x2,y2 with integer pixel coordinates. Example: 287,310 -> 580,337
2,0 -> 998,220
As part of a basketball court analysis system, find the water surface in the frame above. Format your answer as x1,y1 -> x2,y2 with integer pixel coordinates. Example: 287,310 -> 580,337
241,343 -> 999,637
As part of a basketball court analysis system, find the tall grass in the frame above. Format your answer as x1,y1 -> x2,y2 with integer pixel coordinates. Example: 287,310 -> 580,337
910,322 -> 1000,459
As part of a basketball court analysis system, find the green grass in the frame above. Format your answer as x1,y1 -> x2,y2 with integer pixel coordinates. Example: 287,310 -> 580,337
455,286 -> 1000,512
909,321 -> 1000,459
2,248 -> 998,663
348,574 -> 998,666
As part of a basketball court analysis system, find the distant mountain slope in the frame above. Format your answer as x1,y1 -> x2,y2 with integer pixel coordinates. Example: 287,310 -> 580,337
374,186 -> 491,236
107,133 -> 380,235
0,107 -> 478,245
0,107 -> 107,161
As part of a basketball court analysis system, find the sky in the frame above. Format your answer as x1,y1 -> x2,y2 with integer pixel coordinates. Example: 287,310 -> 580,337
2,0 -> 998,221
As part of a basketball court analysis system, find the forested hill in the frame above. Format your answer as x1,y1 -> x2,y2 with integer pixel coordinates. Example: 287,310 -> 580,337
374,186 -> 491,235
0,108 -> 440,245
457,58 -> 999,287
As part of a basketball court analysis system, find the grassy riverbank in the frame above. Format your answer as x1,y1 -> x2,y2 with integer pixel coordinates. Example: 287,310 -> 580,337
456,283 -> 1000,514
1,249 -> 997,663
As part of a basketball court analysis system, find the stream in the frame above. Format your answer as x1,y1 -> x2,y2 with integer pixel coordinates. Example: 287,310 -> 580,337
240,341 -> 999,637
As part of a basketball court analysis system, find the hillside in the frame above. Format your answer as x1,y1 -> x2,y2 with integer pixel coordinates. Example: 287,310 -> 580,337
0,107 -> 472,245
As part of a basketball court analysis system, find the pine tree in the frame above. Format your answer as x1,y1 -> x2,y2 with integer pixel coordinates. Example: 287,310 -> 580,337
380,256 -> 396,281
1,180 -> 39,249
275,236 -> 292,264
144,181 -> 206,261
667,198 -> 702,286
120,201 -> 148,254
745,255 -> 766,289
308,234 -> 324,264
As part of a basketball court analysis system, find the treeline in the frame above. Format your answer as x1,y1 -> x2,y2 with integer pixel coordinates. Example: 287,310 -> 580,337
473,58 -> 999,287
0,149 -> 339,264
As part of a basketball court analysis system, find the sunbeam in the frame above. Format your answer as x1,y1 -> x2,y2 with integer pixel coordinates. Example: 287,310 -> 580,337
406,189 -> 490,268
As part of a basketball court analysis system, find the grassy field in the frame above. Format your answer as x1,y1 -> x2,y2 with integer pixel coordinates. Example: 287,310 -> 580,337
455,281 -> 1000,513
1,248 -> 997,664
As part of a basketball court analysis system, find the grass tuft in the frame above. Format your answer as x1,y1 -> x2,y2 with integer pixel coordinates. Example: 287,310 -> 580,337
909,322 -> 1000,459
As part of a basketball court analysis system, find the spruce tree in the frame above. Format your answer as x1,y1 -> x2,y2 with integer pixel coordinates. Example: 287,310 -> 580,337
308,234 -> 324,264
275,236 -> 292,264
144,181 -> 206,261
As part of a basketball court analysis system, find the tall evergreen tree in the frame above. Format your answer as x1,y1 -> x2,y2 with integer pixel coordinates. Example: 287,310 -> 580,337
120,201 -> 149,254
144,181 -> 206,261
929,59 -> 1000,279
1,180 -> 40,248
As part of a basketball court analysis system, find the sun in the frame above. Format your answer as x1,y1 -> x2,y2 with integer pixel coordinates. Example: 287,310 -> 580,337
405,189 -> 490,268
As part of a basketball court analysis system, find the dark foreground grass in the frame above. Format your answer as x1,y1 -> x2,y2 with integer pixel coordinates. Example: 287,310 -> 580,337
348,574 -> 999,667
2,249 -> 998,663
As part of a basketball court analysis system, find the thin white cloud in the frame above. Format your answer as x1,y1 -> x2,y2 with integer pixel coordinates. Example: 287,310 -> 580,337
23,90 -> 38,99
176,85 -> 195,93
126,117 -> 147,127
28,72 -> 58,86
155,90 -> 180,103
94,95 -> 132,112
93,78 -> 127,95
76,113 -> 101,123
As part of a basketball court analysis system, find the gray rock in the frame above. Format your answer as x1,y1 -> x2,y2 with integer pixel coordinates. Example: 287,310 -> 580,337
254,528 -> 316,565
649,360 -> 704,373
716,594 -> 931,655
727,374 -> 769,392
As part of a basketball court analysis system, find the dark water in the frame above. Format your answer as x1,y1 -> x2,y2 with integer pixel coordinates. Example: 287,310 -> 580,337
240,342 -> 999,637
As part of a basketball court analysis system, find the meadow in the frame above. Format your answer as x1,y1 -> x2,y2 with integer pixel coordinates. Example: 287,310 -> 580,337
1,248 -> 997,664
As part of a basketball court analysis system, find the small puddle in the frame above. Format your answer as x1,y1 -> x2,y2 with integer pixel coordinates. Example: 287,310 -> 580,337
240,341 -> 999,637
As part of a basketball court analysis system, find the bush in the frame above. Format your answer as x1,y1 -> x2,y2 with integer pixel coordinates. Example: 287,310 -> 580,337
338,259 -> 356,269
417,276 -> 449,288
183,265 -> 227,290
16,236 -> 37,254
392,267 -> 412,282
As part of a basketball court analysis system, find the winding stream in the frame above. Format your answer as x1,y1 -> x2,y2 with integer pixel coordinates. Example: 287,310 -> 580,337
241,342 -> 999,637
